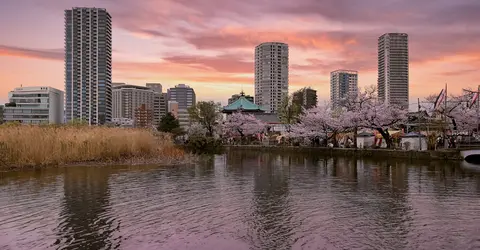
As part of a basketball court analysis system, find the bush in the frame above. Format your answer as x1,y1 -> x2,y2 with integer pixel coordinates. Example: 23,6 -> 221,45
185,136 -> 223,154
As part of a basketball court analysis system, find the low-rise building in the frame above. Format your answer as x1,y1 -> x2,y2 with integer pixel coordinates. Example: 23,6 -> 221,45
2,86 -> 64,124
168,101 -> 179,118
112,118 -> 134,127
0,105 -> 3,124
134,104 -> 153,128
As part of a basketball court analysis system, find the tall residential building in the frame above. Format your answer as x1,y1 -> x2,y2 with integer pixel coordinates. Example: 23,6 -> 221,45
167,84 -> 195,127
330,70 -> 358,107
378,33 -> 409,108
228,91 -> 254,105
2,86 -> 64,124
112,84 -> 154,120
254,42 -> 289,114
293,87 -> 317,109
65,7 -> 112,125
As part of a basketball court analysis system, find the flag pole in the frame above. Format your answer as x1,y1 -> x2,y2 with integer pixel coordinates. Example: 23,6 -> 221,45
444,83 -> 448,148
444,83 -> 447,112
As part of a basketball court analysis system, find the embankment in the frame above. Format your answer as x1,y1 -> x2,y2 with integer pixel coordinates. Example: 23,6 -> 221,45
225,145 -> 463,160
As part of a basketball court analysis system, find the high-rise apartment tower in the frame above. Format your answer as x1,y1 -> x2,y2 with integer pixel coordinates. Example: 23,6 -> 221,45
65,7 -> 112,124
254,42 -> 289,113
378,33 -> 409,108
330,70 -> 358,107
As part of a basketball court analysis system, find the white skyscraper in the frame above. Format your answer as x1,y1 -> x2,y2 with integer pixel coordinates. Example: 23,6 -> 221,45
378,33 -> 409,108
254,42 -> 289,114
64,7 -> 112,125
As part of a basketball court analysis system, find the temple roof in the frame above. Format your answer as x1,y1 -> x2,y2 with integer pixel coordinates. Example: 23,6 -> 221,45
223,94 -> 264,113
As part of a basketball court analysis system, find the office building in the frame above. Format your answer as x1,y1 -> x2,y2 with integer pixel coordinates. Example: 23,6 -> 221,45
293,87 -> 317,109
254,42 -> 289,113
228,91 -> 254,105
65,7 -> 112,125
112,84 -> 154,120
146,83 -> 166,127
167,84 -> 195,127
378,33 -> 409,108
330,70 -> 358,107
134,104 -> 153,128
2,86 -> 64,124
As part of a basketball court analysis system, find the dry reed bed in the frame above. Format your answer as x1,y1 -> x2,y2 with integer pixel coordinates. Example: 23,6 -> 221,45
0,125 -> 190,169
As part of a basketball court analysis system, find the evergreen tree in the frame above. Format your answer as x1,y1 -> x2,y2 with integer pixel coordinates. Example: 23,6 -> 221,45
158,112 -> 181,134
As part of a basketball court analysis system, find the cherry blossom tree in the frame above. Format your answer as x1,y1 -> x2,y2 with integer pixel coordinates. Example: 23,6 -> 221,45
187,123 -> 207,137
289,105 -> 343,146
336,85 -> 377,147
222,112 -> 265,138
359,101 -> 407,148
451,106 -> 480,132
422,92 -> 479,134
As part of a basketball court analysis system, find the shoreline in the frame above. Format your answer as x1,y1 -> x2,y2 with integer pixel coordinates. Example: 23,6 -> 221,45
0,155 -> 196,172
224,145 -> 464,161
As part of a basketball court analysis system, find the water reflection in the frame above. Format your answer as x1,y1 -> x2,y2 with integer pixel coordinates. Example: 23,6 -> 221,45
251,153 -> 294,249
1,152 -> 480,249
53,167 -> 120,249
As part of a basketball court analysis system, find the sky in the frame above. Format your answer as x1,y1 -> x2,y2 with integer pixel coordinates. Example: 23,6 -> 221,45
1,0 -> 480,108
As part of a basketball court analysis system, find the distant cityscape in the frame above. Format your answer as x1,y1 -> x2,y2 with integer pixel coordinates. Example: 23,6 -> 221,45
0,7 -> 410,127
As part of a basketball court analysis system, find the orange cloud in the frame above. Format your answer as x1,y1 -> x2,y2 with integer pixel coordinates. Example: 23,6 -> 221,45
186,27 -> 359,51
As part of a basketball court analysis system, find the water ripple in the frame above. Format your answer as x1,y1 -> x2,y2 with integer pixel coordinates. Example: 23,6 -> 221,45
1,153 -> 480,249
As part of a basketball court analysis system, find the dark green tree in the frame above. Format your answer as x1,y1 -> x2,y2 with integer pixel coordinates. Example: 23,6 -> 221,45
158,112 -> 181,134
188,101 -> 221,137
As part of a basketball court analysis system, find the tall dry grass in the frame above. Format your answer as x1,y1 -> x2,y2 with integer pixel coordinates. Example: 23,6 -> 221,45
0,124 -> 187,168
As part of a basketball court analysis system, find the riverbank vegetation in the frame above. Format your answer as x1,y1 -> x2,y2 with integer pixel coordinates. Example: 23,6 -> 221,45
0,124 -> 190,169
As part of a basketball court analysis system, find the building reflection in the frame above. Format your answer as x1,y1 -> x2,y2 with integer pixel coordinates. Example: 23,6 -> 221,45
249,152 -> 295,249
327,157 -> 411,249
54,167 -> 119,249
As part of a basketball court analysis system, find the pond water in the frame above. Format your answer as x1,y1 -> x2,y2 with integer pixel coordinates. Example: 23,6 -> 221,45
1,151 -> 480,249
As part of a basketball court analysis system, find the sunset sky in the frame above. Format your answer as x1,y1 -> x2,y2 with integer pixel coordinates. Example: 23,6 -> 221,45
1,0 -> 479,109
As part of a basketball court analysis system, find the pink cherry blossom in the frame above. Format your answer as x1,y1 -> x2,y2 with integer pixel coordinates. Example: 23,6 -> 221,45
222,112 -> 265,137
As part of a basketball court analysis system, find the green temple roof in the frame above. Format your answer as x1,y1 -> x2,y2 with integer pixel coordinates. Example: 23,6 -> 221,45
223,94 -> 264,113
